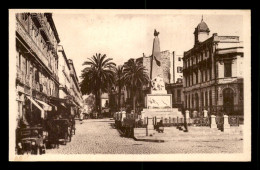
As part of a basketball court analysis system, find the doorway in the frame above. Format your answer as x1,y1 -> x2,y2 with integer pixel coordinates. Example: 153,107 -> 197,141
223,88 -> 234,115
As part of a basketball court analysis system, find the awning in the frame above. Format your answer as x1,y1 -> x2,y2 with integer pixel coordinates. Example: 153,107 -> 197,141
25,96 -> 44,118
71,100 -> 78,107
35,99 -> 52,111
61,103 -> 67,108
48,103 -> 57,111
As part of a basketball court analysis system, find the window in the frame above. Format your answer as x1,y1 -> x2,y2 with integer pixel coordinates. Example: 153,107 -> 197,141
205,91 -> 208,107
209,67 -> 212,80
177,67 -> 183,73
205,69 -> 208,81
18,52 -> 21,69
196,72 -> 198,84
188,95 -> 190,108
25,59 -> 28,75
22,13 -> 28,21
201,70 -> 204,82
201,92 -> 204,108
209,90 -> 212,106
224,62 -> 232,77
177,90 -> 181,102
177,78 -> 182,83
191,94 -> 194,108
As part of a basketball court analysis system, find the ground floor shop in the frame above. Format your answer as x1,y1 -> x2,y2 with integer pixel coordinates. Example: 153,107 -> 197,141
15,84 -> 78,155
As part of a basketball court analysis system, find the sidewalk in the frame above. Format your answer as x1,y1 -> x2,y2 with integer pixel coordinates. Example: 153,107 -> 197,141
134,126 -> 243,142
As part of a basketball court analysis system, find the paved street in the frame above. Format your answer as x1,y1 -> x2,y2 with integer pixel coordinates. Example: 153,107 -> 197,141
46,118 -> 243,154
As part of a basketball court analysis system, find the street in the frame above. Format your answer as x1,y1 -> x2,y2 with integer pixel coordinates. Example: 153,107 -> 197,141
46,118 -> 243,154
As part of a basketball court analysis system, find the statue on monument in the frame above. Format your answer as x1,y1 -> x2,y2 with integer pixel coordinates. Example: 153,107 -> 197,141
151,75 -> 165,91
154,29 -> 160,36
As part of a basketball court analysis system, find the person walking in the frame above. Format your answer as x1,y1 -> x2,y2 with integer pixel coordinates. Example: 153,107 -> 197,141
182,104 -> 188,132
79,112 -> 84,124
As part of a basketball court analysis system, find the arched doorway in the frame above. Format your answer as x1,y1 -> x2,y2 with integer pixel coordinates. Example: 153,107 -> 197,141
223,88 -> 234,115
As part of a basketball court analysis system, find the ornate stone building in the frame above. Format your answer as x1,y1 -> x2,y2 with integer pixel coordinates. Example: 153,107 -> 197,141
183,18 -> 244,117
16,13 -> 60,127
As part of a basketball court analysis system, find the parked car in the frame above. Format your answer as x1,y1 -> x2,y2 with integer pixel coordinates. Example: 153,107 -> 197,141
16,126 -> 46,155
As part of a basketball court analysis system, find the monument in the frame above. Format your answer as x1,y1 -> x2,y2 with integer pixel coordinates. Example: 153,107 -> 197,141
141,30 -> 183,135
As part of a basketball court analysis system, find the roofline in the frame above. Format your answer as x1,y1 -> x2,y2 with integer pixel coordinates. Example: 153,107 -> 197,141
68,59 -> 79,82
58,45 -> 70,68
45,13 -> 60,43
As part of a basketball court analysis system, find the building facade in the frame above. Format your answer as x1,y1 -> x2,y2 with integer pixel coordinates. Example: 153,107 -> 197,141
16,13 -> 60,128
68,59 -> 83,115
166,51 -> 184,108
183,18 -> 244,117
171,52 -> 183,84
57,45 -> 71,99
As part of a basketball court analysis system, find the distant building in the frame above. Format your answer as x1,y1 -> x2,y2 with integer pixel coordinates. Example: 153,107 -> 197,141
57,45 -> 83,116
166,51 -> 184,108
183,18 -> 244,117
67,59 -> 83,115
171,52 -> 183,84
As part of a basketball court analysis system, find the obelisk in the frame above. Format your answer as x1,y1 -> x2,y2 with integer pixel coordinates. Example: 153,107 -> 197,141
151,29 -> 163,80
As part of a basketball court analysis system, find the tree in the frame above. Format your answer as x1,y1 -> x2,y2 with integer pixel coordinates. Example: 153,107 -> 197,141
80,53 -> 116,115
123,59 -> 149,115
115,65 -> 124,110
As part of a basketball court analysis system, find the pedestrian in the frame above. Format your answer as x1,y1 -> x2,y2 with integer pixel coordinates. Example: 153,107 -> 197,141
80,112 -> 84,123
183,105 -> 188,132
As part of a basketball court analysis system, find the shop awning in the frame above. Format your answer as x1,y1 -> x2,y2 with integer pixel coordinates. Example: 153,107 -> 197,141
35,99 -> 52,111
61,103 -> 67,108
71,100 -> 78,107
25,96 -> 44,118
48,103 -> 57,111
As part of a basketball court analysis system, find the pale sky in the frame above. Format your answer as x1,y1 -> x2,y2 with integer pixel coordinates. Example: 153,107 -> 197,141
52,11 -> 243,82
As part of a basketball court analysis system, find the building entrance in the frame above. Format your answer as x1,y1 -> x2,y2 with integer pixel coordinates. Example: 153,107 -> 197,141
223,88 -> 234,115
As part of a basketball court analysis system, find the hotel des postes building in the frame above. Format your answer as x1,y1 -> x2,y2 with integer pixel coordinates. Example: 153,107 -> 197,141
182,18 -> 244,118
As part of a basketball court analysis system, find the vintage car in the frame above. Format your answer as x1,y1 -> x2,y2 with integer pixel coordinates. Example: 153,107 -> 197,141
53,119 -> 72,144
16,126 -> 46,155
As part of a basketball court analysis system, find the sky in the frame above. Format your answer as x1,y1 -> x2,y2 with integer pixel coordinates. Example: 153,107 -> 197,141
52,11 -> 243,82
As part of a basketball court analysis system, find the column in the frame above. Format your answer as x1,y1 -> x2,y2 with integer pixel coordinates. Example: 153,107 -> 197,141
223,115 -> 231,132
210,115 -> 217,129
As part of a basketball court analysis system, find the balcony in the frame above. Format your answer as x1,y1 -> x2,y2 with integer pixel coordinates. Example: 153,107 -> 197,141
216,77 -> 239,84
16,69 -> 25,84
16,19 -> 51,72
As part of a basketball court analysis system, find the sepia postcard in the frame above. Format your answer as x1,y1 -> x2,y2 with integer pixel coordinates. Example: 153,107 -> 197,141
9,9 -> 251,161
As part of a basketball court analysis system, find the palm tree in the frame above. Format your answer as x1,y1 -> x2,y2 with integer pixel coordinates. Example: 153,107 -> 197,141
80,53 -> 116,115
114,65 -> 124,111
123,59 -> 149,115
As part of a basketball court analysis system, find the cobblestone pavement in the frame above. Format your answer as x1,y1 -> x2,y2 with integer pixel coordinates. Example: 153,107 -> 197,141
46,118 -> 243,154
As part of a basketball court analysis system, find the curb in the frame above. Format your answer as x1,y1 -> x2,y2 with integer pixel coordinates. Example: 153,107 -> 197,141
133,137 -> 165,143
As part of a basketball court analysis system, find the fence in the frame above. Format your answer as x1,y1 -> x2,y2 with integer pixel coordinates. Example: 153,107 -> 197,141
185,105 -> 244,118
